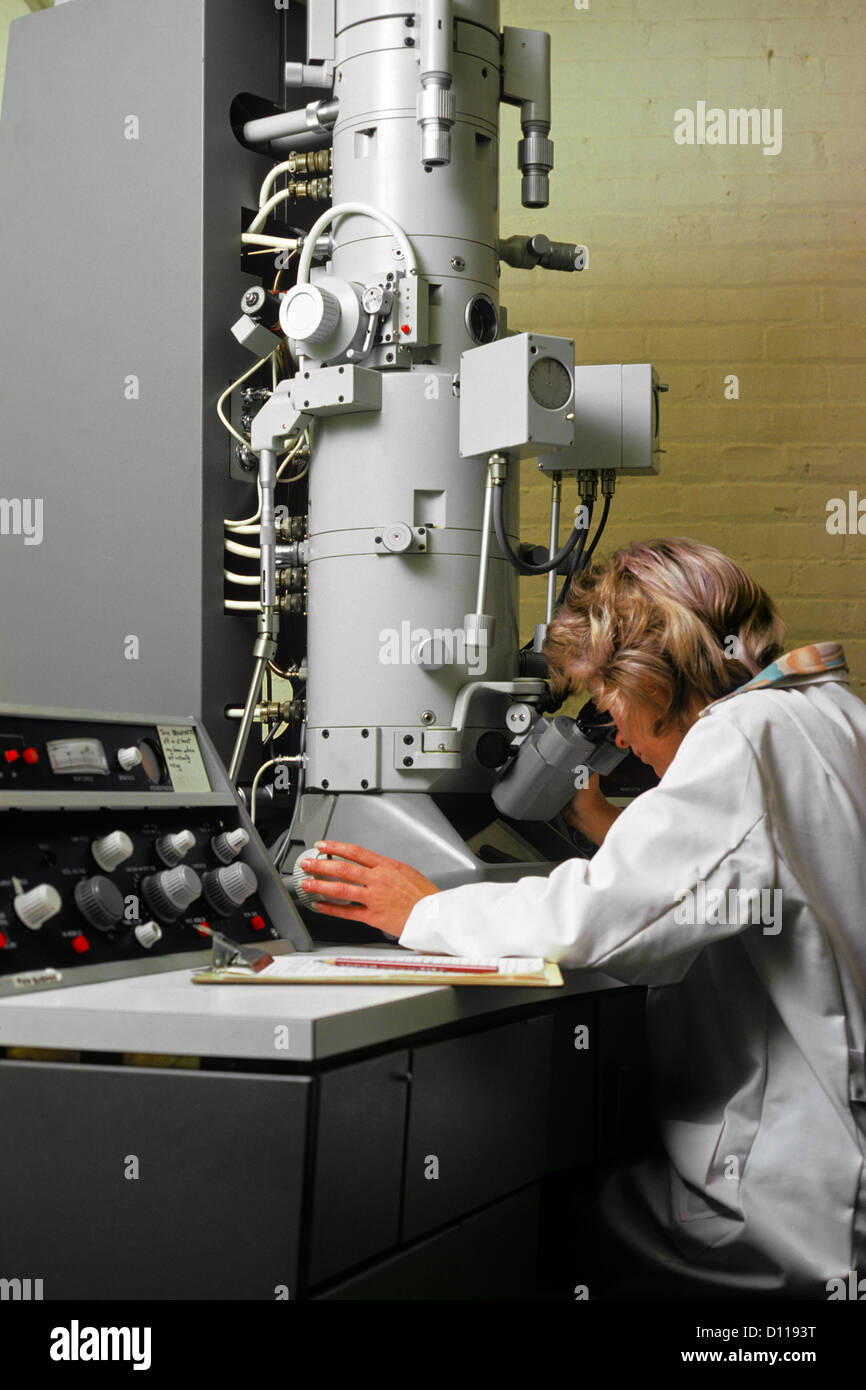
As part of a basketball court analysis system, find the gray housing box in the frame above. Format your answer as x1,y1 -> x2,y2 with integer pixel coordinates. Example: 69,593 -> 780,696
538,364 -> 662,474
459,332 -> 575,459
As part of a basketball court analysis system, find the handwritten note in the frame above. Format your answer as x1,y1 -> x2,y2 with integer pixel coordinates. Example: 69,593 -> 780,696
157,725 -> 210,793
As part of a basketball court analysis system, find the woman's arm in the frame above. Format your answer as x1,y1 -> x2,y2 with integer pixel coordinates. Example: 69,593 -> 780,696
561,772 -> 625,846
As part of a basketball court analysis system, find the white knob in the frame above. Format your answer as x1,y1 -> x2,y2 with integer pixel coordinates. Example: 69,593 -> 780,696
92,830 -> 134,872
211,828 -> 250,864
280,283 -> 340,345
117,745 -> 142,772
134,920 -> 162,949
13,883 -> 63,931
156,830 -> 196,866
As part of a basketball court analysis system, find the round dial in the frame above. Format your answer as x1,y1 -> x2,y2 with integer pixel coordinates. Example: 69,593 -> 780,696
74,875 -> 124,932
142,866 -> 202,922
202,863 -> 257,917
528,355 -> 572,410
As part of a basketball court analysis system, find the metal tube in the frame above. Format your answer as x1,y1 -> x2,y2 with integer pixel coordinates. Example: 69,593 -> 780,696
545,473 -> 562,622
259,447 -> 277,610
227,655 -> 267,784
243,99 -> 338,147
475,464 -> 495,616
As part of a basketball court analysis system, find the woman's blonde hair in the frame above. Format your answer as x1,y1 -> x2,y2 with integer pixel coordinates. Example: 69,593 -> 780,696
543,537 -> 786,734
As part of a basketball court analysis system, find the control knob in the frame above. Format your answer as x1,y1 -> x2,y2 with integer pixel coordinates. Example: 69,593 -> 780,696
134,920 -> 163,949
74,875 -> 125,932
91,830 -> 134,872
210,828 -> 250,864
155,830 -> 196,867
13,883 -> 63,931
142,866 -> 202,922
117,745 -> 143,772
202,863 -> 257,917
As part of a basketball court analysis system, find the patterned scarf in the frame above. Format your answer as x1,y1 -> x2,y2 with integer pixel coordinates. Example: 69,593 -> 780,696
699,641 -> 849,717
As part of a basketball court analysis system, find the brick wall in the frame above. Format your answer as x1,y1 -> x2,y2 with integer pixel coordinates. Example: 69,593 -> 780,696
500,0 -> 866,694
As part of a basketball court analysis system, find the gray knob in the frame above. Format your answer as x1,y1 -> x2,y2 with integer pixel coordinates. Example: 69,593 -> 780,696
155,829 -> 196,867
74,875 -> 125,932
142,866 -> 202,922
210,828 -> 250,864
202,863 -> 257,917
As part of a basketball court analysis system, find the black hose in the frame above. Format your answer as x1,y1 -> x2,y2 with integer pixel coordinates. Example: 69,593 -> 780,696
492,482 -> 583,576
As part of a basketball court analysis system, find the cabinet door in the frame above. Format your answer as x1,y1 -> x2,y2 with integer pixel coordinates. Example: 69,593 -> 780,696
317,1185 -> 541,1301
0,1061 -> 311,1300
307,1051 -> 409,1288
402,1014 -> 553,1241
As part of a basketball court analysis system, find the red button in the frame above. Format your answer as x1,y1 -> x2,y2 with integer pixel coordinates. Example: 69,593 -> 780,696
400,323 -> 411,334
4,750 -> 19,763
22,748 -> 39,765
195,923 -> 210,937
0,931 -> 7,949
71,934 -> 90,954
250,914 -> 266,932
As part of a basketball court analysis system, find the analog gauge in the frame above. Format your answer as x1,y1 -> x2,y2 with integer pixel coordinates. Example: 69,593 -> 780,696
528,356 -> 572,410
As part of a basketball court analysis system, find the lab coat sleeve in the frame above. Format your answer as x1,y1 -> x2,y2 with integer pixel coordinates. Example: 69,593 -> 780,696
400,712 -> 775,985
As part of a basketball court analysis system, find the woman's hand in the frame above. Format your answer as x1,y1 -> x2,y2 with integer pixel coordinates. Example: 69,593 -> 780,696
298,841 -> 440,938
562,772 -> 624,847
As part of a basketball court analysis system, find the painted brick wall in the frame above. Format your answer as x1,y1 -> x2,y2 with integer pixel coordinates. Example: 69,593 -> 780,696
500,0 -> 866,694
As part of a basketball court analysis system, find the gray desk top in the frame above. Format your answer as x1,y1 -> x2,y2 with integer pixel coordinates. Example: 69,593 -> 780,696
0,944 -> 624,1063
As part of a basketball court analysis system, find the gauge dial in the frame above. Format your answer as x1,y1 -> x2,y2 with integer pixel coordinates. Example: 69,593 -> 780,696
528,356 -> 572,410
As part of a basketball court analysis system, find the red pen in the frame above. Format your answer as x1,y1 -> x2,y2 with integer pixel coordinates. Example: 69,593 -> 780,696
325,957 -> 499,974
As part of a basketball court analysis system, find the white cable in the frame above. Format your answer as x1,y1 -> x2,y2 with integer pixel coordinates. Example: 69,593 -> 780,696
224,477 -> 262,530
217,353 -> 273,451
242,233 -> 300,251
225,538 -> 261,558
249,756 -> 295,827
296,201 -> 417,284
224,569 -> 260,587
260,160 -> 298,208
249,188 -> 297,233
224,599 -> 261,612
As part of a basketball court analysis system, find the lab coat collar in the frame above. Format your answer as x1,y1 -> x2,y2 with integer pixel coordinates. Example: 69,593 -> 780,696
698,642 -> 849,718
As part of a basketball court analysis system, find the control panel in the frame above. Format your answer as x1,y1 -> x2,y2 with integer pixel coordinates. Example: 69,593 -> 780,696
0,707 -> 312,995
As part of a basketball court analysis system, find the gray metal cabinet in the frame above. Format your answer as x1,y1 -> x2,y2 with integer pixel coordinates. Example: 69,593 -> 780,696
0,1061 -> 311,1300
401,1014 -> 555,1242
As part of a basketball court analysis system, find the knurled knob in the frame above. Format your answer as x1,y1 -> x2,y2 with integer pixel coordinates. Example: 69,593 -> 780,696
134,920 -> 163,949
155,829 -> 196,867
74,875 -> 125,931
202,863 -> 257,917
13,883 -> 63,931
142,866 -> 202,922
210,828 -> 250,864
91,830 -> 134,872
280,283 -> 340,345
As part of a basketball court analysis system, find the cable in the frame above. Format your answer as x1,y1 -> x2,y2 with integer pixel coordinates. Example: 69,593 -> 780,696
224,599 -> 261,611
224,570 -> 260,587
224,478 -> 262,530
249,188 -> 299,234
583,493 -> 611,563
241,232 -> 302,252
249,757 -> 279,827
225,538 -> 261,559
296,202 -> 417,285
217,353 -> 274,451
492,482 -> 583,576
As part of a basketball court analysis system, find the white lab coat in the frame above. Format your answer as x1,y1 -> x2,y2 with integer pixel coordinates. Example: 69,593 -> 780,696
401,669 -> 866,1296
